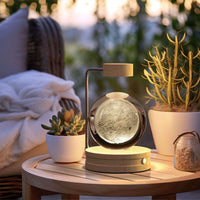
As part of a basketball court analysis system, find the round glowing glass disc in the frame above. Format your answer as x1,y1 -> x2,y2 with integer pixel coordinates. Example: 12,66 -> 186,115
94,98 -> 140,144
89,92 -> 146,149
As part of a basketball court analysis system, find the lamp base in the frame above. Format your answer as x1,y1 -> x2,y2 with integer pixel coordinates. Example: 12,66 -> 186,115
85,146 -> 151,173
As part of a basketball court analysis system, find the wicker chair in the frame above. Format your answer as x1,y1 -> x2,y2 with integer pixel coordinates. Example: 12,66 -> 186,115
0,17 -> 79,199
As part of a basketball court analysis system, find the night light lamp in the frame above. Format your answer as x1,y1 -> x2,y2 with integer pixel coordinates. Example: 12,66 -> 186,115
85,63 -> 151,173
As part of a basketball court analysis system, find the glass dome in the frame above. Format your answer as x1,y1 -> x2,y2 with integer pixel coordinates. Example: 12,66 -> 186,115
89,92 -> 146,149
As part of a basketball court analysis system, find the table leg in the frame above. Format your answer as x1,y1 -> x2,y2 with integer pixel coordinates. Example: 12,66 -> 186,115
22,180 -> 42,200
61,194 -> 79,200
152,193 -> 176,200
22,179 -> 57,200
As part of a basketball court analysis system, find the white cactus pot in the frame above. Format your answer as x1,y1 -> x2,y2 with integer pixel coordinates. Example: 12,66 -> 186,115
46,134 -> 85,163
148,110 -> 200,156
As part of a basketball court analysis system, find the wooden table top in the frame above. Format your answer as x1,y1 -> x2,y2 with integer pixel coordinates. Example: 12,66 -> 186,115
22,150 -> 200,197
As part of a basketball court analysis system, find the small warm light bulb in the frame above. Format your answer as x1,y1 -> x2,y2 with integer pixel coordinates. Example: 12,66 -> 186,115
106,92 -> 129,99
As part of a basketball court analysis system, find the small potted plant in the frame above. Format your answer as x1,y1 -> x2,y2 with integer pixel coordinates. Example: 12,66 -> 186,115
41,108 -> 85,162
143,32 -> 200,155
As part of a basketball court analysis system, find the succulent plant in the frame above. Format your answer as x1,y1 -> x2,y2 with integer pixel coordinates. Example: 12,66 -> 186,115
41,108 -> 85,136
143,32 -> 200,112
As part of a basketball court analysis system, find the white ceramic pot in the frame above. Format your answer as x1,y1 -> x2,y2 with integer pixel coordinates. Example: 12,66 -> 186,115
46,134 -> 85,163
148,110 -> 200,156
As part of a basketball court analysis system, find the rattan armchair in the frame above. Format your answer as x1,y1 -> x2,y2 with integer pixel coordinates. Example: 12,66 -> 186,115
0,17 -> 79,199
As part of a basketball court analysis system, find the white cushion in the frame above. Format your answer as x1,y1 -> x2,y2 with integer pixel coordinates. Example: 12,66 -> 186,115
0,142 -> 48,177
0,7 -> 28,78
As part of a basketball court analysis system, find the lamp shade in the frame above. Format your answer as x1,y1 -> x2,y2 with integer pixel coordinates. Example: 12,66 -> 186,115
103,63 -> 133,77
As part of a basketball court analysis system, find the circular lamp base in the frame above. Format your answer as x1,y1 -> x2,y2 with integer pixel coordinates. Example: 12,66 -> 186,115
85,146 -> 151,173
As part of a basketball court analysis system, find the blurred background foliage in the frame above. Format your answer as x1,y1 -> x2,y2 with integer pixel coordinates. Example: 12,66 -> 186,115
1,0 -> 200,106
0,0 -> 57,16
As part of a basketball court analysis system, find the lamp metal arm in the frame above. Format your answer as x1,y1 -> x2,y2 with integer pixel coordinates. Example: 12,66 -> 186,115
85,68 -> 103,148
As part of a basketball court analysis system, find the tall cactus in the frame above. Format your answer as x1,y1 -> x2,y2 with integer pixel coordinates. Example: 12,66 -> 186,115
143,33 -> 200,111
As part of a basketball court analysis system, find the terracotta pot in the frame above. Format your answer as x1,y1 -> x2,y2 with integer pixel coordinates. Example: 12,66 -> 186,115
148,110 -> 200,156
46,134 -> 85,162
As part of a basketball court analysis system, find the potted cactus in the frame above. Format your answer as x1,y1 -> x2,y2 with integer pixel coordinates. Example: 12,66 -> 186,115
143,32 -> 200,155
41,108 -> 85,162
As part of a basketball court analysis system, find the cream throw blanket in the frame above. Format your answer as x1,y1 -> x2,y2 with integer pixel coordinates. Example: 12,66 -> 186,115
0,70 -> 80,169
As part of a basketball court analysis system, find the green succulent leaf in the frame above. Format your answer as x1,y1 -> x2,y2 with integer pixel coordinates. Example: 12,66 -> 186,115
41,124 -> 52,130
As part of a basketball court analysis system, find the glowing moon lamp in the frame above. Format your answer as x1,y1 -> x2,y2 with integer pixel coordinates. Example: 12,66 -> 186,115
89,92 -> 145,149
85,63 -> 151,173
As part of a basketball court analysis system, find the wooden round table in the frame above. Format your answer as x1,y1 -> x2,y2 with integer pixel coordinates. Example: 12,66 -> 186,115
22,151 -> 200,200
